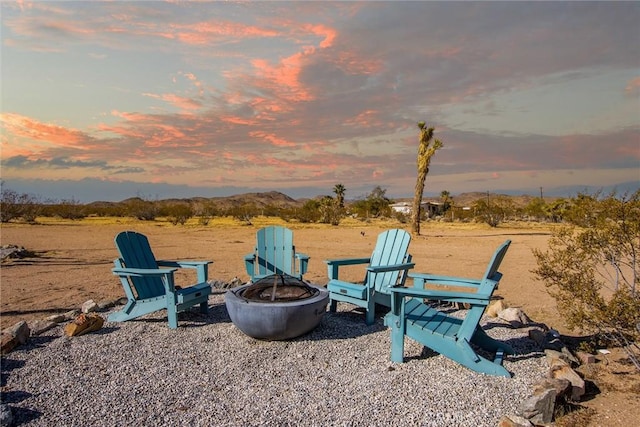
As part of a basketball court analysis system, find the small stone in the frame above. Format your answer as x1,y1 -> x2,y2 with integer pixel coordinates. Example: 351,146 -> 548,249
486,299 -> 506,318
8,321 -> 30,345
45,314 -> 66,323
498,414 -> 533,427
97,299 -> 115,310
517,387 -> 556,425
63,310 -> 80,320
533,377 -> 571,398
498,307 -> 532,328
0,331 -> 18,355
577,351 -> 596,365
0,403 -> 13,427
81,299 -> 98,313
29,320 -> 57,336
550,364 -> 585,401
528,328 -> 547,347
545,349 -> 572,367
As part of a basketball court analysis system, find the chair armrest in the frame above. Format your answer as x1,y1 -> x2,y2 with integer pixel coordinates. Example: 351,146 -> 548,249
112,266 -> 178,277
409,273 -> 482,288
157,259 -> 211,283
112,267 -> 178,293
324,257 -> 371,280
296,253 -> 310,276
295,253 -> 310,261
324,257 -> 371,266
156,260 -> 211,268
388,284 -> 494,305
367,262 -> 415,274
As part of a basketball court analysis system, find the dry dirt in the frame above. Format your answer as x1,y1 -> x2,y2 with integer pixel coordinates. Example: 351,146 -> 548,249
1,217 -> 638,425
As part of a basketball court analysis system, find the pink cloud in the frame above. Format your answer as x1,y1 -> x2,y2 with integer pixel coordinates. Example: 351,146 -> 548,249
220,115 -> 257,126
625,76 -> 640,95
249,131 -> 296,147
0,113 -> 91,148
302,23 -> 337,48
251,49 -> 316,102
143,92 -> 202,111
173,21 -> 280,45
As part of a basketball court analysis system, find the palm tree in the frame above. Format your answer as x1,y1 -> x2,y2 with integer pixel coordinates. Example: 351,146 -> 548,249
333,183 -> 346,208
411,122 -> 443,235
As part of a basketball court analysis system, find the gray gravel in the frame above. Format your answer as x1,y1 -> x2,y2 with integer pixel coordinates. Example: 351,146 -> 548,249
2,294 -> 546,426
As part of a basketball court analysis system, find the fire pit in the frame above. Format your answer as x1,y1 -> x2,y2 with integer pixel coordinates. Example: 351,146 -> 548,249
225,274 -> 329,340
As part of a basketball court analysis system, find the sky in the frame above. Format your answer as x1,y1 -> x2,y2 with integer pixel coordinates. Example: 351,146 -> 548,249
1,1 -> 639,203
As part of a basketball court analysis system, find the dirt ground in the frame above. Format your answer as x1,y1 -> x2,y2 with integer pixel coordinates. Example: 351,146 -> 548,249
1,217 -> 638,425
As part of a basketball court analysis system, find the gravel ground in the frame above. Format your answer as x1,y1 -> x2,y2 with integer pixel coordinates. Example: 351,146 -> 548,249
2,293 -> 546,427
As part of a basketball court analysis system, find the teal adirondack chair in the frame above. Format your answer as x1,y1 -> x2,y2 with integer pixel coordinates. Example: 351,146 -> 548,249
325,229 -> 414,325
385,240 -> 514,377
108,231 -> 212,329
244,226 -> 310,281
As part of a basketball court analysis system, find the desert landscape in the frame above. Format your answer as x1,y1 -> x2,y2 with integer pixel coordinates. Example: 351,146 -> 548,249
1,217 -> 639,425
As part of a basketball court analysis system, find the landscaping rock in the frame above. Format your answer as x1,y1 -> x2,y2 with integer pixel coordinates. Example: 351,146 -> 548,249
45,314 -> 66,323
63,309 -> 80,320
0,331 -> 18,355
29,320 -> 57,336
81,299 -> 98,313
497,414 -> 534,427
498,307 -> 532,328
97,299 -> 116,310
0,403 -> 13,427
487,299 -> 506,318
532,377 -> 571,398
0,321 -> 30,355
8,321 -> 30,345
577,351 -> 596,365
517,387 -> 556,426
550,363 -> 585,401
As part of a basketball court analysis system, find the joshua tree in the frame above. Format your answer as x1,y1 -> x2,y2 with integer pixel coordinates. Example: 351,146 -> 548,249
333,183 -> 346,208
440,190 -> 452,213
411,122 -> 443,235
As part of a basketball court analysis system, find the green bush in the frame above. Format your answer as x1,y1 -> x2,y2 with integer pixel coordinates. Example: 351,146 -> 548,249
532,190 -> 640,346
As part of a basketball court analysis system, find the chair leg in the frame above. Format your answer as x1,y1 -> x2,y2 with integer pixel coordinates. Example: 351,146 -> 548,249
329,299 -> 337,313
365,301 -> 375,325
389,316 -> 405,363
199,301 -> 208,314
167,308 -> 178,329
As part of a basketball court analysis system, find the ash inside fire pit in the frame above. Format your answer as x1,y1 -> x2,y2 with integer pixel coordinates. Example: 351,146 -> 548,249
237,274 -> 319,302
225,274 -> 329,340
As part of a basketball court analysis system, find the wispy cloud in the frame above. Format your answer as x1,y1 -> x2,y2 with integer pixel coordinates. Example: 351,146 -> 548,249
1,1 -> 638,201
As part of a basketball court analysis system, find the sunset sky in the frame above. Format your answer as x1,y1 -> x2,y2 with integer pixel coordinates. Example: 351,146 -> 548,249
1,1 -> 639,202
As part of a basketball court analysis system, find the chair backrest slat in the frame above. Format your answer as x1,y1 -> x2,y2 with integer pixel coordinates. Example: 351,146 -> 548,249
369,229 -> 412,292
255,226 -> 295,277
114,231 -> 164,299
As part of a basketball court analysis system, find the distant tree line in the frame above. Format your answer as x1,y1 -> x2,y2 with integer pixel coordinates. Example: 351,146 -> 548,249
1,180 -> 636,229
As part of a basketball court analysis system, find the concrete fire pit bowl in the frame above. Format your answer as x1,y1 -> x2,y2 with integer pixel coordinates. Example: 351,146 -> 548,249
225,274 -> 329,340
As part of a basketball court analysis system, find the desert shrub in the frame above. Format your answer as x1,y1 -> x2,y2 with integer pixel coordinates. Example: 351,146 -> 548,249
51,198 -> 87,220
351,186 -> 392,219
532,190 -> 640,359
0,185 -> 42,223
194,200 -> 218,225
394,211 -> 409,223
228,203 -> 256,225
293,199 -> 322,223
319,196 -> 343,225
124,197 -> 158,220
523,198 -> 548,221
473,194 -> 514,227
162,203 -> 194,225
